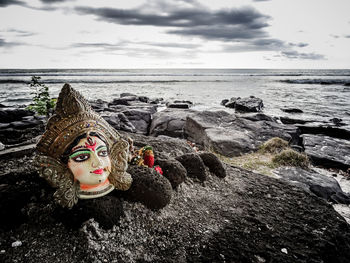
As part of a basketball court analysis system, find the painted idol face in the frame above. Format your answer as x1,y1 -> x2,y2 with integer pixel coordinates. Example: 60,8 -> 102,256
68,136 -> 111,188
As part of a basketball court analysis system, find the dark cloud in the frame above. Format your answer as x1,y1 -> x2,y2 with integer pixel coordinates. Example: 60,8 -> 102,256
288,42 -> 308,47
168,25 -> 268,41
75,5 -> 270,42
345,35 -> 350,38
0,38 -> 21,47
221,38 -> 285,52
72,40 -> 200,51
253,0 -> 271,2
330,34 -> 340,39
39,0 -> 72,3
281,51 -> 325,60
0,0 -> 25,7
71,40 -> 199,60
4,28 -> 36,37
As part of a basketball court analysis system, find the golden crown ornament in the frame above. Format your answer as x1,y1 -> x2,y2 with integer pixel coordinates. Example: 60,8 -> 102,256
35,84 -> 132,208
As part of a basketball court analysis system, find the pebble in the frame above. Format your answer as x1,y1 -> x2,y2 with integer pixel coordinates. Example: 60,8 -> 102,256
12,241 -> 22,247
0,250 -> 5,254
281,248 -> 288,254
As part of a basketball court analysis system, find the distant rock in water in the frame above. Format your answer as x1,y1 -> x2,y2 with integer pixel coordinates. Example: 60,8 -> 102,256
234,96 -> 264,112
281,108 -> 303,113
166,100 -> 193,109
222,96 -> 263,112
329,117 -> 345,126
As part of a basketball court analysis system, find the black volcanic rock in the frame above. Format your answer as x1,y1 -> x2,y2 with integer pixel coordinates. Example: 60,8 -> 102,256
1,152 -> 350,263
123,165 -> 172,210
54,196 -> 124,229
176,153 -> 209,182
199,152 -> 227,178
155,158 -> 187,188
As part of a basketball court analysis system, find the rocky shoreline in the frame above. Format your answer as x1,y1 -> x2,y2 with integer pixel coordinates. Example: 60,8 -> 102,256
0,94 -> 350,262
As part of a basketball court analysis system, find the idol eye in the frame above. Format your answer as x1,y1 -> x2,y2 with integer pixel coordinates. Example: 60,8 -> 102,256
71,153 -> 90,162
98,150 -> 108,157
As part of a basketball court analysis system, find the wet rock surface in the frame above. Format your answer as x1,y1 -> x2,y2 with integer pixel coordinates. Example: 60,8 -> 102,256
222,96 -> 264,112
234,96 -> 264,112
273,167 -> 350,204
302,134 -> 350,170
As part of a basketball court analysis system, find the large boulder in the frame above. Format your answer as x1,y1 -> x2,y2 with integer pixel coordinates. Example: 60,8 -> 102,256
234,96 -> 264,112
302,134 -> 350,170
102,112 -> 136,133
273,167 -> 350,204
121,109 -> 152,135
185,111 -> 299,157
149,108 -> 197,138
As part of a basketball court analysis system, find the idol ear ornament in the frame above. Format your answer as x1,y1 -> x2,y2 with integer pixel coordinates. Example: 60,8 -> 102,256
35,154 -> 78,208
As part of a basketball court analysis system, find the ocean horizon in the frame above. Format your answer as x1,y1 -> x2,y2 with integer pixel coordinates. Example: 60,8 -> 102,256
1,68 -> 349,124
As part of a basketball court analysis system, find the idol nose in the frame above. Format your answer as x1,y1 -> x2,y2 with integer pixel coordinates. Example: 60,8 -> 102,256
91,152 -> 103,168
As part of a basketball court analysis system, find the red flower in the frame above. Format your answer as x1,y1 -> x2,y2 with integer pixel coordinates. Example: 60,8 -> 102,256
154,165 -> 163,175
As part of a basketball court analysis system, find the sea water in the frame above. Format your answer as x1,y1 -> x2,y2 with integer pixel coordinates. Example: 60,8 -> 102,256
0,68 -> 349,124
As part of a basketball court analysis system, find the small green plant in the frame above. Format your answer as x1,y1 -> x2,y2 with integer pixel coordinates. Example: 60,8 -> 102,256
27,76 -> 56,116
259,137 -> 289,154
272,149 -> 310,169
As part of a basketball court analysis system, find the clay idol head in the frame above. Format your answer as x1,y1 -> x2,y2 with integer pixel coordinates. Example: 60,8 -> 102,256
35,84 -> 132,208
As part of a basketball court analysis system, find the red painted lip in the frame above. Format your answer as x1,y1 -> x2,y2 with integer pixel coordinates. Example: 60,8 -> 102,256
92,169 -> 104,175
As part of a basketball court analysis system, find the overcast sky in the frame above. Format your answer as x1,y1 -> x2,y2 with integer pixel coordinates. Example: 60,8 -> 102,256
1,0 -> 349,68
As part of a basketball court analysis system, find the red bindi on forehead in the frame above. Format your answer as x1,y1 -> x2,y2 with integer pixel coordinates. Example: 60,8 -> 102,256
85,136 -> 97,152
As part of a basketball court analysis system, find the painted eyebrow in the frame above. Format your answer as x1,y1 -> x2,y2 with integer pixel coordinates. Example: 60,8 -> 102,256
96,145 -> 107,151
69,150 -> 91,159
